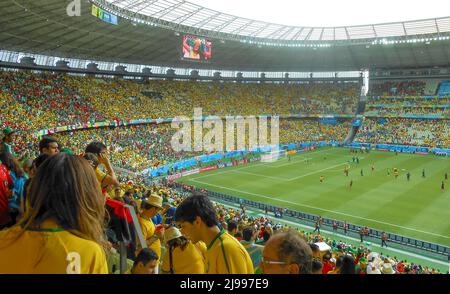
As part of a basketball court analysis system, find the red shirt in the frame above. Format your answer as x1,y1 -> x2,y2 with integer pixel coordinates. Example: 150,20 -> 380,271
0,164 -> 13,225
322,261 -> 333,274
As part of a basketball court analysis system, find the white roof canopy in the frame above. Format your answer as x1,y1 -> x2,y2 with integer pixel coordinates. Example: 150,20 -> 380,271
104,0 -> 450,41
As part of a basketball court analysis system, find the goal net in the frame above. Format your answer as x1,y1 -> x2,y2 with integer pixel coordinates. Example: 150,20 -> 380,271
261,149 -> 287,163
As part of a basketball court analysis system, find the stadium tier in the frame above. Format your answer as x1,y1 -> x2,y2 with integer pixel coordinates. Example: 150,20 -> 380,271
0,0 -> 449,280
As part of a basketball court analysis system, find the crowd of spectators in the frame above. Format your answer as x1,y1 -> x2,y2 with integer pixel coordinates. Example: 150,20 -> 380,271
355,118 -> 450,148
369,81 -> 426,97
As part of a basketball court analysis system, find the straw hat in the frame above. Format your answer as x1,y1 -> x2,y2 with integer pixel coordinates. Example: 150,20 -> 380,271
164,227 -> 183,243
143,193 -> 163,208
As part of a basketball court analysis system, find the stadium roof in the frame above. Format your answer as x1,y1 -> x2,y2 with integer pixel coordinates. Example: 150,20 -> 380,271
104,0 -> 450,41
0,0 -> 449,72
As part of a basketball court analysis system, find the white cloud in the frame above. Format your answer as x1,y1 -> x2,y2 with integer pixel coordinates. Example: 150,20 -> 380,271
188,0 -> 449,27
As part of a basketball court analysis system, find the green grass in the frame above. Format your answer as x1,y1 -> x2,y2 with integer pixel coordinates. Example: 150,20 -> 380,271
178,147 -> 450,247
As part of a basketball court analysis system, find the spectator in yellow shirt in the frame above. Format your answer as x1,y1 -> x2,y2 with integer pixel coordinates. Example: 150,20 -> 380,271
161,226 -> 205,274
138,194 -> 164,263
175,193 -> 254,274
0,153 -> 108,273
85,142 -> 119,192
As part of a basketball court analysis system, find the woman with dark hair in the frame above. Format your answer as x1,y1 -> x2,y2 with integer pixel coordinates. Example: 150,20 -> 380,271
329,254 -> 356,274
161,226 -> 205,274
0,152 -> 26,226
0,153 -> 108,273
339,254 -> 356,274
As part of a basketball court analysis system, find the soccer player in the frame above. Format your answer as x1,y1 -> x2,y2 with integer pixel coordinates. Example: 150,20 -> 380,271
406,172 -> 410,181
349,180 -> 353,189
360,169 -> 364,176
445,172 -> 448,181
320,175 -> 325,183
371,164 -> 375,172
422,169 -> 426,178
387,168 -> 391,176
356,157 -> 360,164
344,165 -> 350,177
441,181 -> 445,192
394,169 -> 399,179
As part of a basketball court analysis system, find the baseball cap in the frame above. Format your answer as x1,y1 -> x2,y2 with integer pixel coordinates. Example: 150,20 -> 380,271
3,127 -> 15,136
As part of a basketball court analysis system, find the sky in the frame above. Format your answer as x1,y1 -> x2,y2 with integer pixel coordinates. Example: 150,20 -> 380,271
188,0 -> 449,27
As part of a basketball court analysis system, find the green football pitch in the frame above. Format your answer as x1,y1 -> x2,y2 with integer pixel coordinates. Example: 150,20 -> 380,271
178,147 -> 450,247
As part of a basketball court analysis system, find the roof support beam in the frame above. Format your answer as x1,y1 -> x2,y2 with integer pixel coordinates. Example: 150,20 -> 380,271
275,26 -> 296,40
344,27 -> 351,40
187,11 -> 221,27
264,26 -> 288,39
318,28 -> 324,41
152,1 -> 186,19
372,25 -> 377,38
304,28 -> 314,41
229,20 -> 254,35
291,27 -> 305,41
251,23 -> 273,38
122,0 -> 149,10
209,16 -> 238,31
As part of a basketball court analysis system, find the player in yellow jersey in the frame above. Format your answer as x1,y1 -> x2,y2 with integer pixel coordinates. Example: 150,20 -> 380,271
175,193 -> 254,274
320,175 -> 325,183
393,167 -> 399,179
0,154 -> 108,274
344,164 -> 350,177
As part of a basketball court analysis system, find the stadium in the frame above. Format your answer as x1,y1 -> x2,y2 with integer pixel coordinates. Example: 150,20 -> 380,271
0,0 -> 449,277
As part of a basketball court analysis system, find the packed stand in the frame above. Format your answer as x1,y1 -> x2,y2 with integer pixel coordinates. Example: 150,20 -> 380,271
355,118 -> 450,148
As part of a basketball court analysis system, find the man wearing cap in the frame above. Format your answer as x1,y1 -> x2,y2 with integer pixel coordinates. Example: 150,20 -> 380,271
138,194 -> 164,265
1,128 -> 16,156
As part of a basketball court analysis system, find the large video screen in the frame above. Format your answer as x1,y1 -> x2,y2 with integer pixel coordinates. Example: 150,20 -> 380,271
182,35 -> 212,61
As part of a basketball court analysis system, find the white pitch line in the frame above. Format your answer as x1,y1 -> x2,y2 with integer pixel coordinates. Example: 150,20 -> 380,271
191,162 -> 264,181
285,162 -> 348,181
273,157 -> 314,168
260,148 -> 336,168
232,170 -> 286,180
191,148 -> 339,180
189,178 -> 450,240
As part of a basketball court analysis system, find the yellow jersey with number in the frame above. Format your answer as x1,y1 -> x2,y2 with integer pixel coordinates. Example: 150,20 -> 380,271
0,221 -> 108,274
206,229 -> 254,274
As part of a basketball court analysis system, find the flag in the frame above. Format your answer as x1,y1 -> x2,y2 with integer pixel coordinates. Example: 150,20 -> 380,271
91,4 -> 99,17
